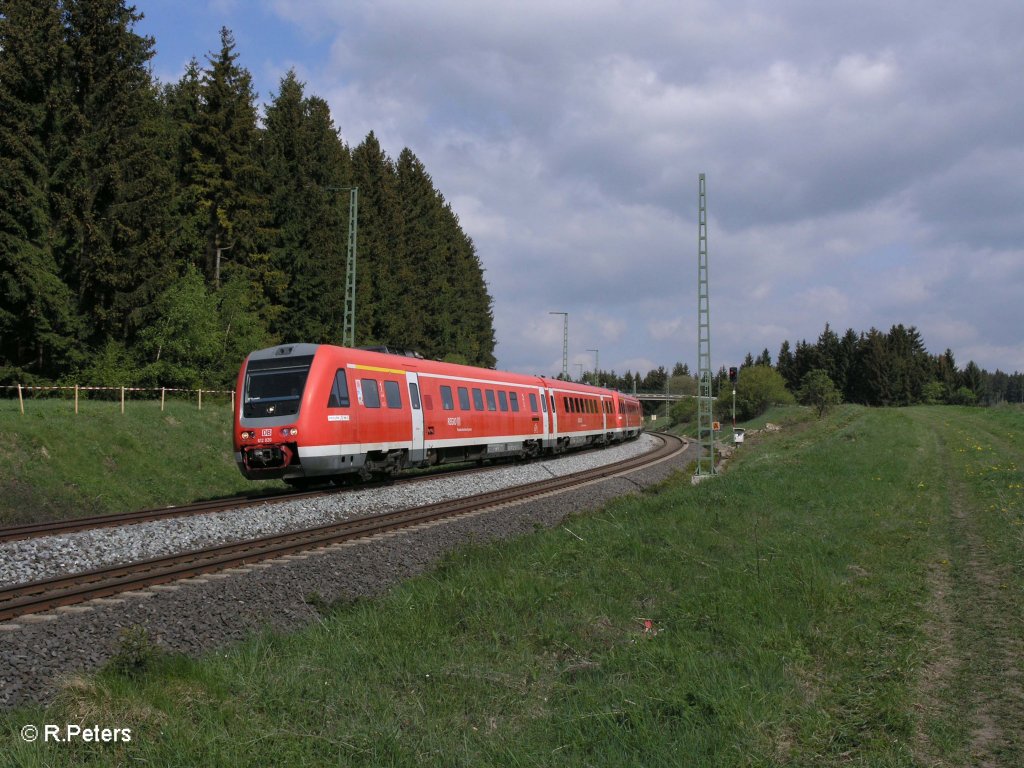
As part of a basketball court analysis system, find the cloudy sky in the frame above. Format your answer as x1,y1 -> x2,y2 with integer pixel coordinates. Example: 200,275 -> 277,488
136,0 -> 1024,379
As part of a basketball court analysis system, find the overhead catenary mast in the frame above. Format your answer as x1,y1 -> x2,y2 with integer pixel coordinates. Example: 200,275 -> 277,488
695,173 -> 716,477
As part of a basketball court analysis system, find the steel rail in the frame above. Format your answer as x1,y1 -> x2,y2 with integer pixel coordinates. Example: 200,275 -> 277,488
0,433 -> 685,622
0,445 -> 605,543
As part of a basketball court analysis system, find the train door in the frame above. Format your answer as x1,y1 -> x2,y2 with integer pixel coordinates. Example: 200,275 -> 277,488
537,385 -> 550,437
544,386 -> 557,437
406,371 -> 425,462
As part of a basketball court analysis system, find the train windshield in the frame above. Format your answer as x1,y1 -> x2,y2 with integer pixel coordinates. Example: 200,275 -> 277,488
243,355 -> 314,418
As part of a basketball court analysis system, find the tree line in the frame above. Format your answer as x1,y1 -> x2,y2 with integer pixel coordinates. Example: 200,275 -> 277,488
572,322 -> 1021,426
765,323 -> 1021,407
0,1 -> 496,390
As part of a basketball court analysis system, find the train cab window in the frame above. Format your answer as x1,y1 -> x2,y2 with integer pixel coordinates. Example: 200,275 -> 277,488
440,385 -> 455,411
409,382 -> 421,410
485,390 -> 497,411
549,395 -> 555,412
472,388 -> 484,411
529,393 -> 538,413
498,391 -> 508,411
384,380 -> 402,409
328,369 -> 350,407
458,387 -> 470,410
361,378 -> 381,408
510,392 -> 520,412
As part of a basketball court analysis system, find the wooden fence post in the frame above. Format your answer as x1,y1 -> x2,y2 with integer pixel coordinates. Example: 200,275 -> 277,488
120,386 -> 125,415
231,390 -> 235,413
198,388 -> 203,411
75,384 -> 79,415
17,383 -> 24,415
161,387 -> 166,411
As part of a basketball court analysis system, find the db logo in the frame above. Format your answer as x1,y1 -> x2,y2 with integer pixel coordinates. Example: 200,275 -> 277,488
261,429 -> 272,437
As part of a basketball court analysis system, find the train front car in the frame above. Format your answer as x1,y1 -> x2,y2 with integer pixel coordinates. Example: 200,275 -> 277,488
234,343 -> 323,482
235,344 -> 419,484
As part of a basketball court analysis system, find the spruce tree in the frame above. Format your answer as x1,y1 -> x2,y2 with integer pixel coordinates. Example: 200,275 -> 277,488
262,71 -> 351,344
192,28 -> 276,303
160,58 -> 207,274
0,0 -> 81,379
395,147 -> 447,355
776,339 -> 796,389
351,131 -> 404,347
54,0 -> 172,345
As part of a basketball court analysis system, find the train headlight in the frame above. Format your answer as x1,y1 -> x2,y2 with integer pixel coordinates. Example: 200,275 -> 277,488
241,431 -> 253,440
281,427 -> 298,437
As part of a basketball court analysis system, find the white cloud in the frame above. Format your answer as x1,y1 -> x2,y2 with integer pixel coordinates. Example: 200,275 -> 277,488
141,0 -> 1024,375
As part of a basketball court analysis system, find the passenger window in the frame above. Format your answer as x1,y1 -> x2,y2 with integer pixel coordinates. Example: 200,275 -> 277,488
472,388 -> 484,411
498,391 -> 508,411
440,385 -> 455,411
384,380 -> 402,409
563,396 -> 570,412
328,369 -> 350,407
485,390 -> 497,411
409,382 -> 421,409
362,378 -> 380,408
458,387 -> 470,410
529,393 -> 538,413
510,392 -> 520,412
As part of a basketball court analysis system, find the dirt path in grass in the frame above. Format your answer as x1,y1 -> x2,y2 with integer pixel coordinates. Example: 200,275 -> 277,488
913,417 -> 1023,767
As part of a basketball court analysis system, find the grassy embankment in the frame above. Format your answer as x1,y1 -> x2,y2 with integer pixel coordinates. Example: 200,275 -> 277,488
2,404 -> 1022,766
0,397 -> 279,525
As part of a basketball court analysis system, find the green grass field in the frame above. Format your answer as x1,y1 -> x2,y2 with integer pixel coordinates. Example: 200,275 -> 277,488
0,397 -> 279,525
2,404 -> 1022,766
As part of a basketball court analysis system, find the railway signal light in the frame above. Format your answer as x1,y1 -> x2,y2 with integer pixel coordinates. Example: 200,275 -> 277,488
728,366 -> 738,383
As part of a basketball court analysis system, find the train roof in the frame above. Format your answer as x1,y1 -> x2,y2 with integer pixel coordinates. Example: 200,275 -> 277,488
243,343 -> 640,400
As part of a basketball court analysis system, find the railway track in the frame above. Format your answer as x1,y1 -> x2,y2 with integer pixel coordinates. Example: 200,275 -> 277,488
0,433 -> 685,623
0,443 -> 615,544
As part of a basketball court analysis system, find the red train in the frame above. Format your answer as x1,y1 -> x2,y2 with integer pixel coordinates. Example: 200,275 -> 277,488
233,344 -> 644,485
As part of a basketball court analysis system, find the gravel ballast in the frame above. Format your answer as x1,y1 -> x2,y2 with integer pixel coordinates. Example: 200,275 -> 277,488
0,434 -> 692,710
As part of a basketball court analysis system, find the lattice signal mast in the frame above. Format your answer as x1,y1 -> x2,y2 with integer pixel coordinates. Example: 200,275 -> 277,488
342,187 -> 359,348
696,173 -> 716,477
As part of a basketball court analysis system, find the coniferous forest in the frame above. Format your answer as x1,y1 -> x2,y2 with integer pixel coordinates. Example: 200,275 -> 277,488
0,1 -> 496,390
